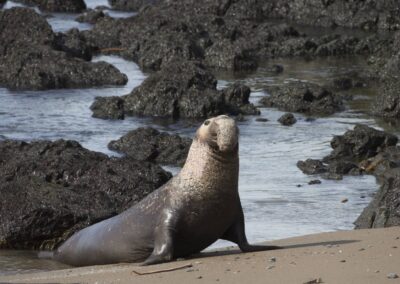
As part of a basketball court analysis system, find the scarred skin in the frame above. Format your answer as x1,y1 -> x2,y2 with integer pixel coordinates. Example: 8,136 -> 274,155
48,115 -> 280,266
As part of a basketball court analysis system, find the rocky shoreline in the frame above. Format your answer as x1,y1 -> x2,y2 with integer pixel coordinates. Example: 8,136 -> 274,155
0,0 -> 400,252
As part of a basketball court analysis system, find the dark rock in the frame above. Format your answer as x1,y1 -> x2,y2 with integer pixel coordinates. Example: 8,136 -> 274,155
262,0 -> 400,31
109,0 -> 161,11
91,60 -> 259,119
327,160 -> 358,175
278,113 -> 297,126
13,0 -> 86,12
0,139 -> 171,250
323,124 -> 398,163
91,96 -> 125,120
372,78 -> 400,119
308,179 -> 321,185
297,159 -> 327,175
0,8 -> 127,90
222,83 -> 260,115
54,29 -> 93,61
108,127 -> 191,166
255,118 -> 269,122
75,9 -> 106,24
260,82 -> 343,115
270,64 -> 284,74
355,167 -> 400,229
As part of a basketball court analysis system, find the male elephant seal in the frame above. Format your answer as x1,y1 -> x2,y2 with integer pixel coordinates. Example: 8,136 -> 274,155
47,115 -> 280,266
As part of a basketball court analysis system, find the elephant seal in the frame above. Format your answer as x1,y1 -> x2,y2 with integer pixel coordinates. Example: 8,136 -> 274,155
47,115 -> 280,266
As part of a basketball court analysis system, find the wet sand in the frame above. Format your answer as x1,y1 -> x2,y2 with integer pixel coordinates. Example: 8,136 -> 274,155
1,227 -> 400,284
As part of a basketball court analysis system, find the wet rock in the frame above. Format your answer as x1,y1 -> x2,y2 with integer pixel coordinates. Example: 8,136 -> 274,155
308,179 -> 321,185
278,113 -> 297,126
0,139 -> 171,250
256,118 -> 269,122
260,82 -> 344,115
222,83 -> 260,115
323,124 -> 398,163
327,160 -> 358,175
92,60 -> 258,119
108,127 -> 191,166
297,159 -> 327,175
269,64 -> 284,74
0,8 -> 128,90
75,9 -> 106,24
109,0 -> 161,11
54,29 -> 93,61
91,96 -> 125,120
372,78 -> 400,119
13,0 -> 86,12
262,0 -> 400,31
355,167 -> 400,229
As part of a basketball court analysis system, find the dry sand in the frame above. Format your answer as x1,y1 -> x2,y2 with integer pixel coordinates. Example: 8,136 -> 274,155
1,227 -> 400,284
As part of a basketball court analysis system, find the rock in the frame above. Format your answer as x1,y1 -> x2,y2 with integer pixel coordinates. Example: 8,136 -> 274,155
297,159 -> 327,175
278,113 -> 297,126
109,0 -> 161,11
323,172 -> 343,180
387,273 -> 399,279
260,82 -> 344,115
91,96 -> 125,120
372,77 -> 400,119
54,29 -> 93,61
355,167 -> 400,229
256,118 -> 269,122
0,8 -> 128,90
323,124 -> 398,163
13,0 -> 86,12
0,139 -> 171,250
308,179 -> 321,185
341,198 -> 348,203
222,83 -> 260,115
327,160 -> 358,175
270,64 -> 284,74
262,0 -> 400,31
108,127 -> 191,166
75,9 -> 106,24
91,60 -> 259,119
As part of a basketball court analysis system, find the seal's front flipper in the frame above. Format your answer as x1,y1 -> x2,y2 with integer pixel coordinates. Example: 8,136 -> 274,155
222,205 -> 281,252
142,209 -> 176,266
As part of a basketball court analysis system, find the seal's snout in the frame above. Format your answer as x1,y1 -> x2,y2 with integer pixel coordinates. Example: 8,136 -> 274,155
216,116 -> 238,153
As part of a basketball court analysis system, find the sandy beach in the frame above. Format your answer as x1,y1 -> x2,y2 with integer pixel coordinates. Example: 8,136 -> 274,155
1,227 -> 399,284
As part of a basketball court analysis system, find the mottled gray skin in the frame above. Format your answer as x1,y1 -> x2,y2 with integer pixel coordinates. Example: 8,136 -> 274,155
50,115 -> 280,266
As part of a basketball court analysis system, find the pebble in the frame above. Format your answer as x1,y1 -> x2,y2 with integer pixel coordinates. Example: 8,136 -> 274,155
387,273 -> 399,279
197,276 -> 203,279
269,257 -> 277,262
341,198 -> 348,203
359,248 -> 365,251
308,179 -> 322,185
255,118 -> 269,122
340,260 -> 346,263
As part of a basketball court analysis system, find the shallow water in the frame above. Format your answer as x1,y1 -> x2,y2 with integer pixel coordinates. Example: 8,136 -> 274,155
0,2 -> 387,275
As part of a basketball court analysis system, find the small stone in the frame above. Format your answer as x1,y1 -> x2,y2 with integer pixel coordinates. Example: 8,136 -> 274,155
358,248 -> 365,251
278,112 -> 297,126
387,273 -> 399,279
375,270 -> 380,273
340,260 -> 346,263
308,179 -> 322,185
297,184 -> 302,187
269,257 -> 276,262
266,265 -> 275,270
341,198 -> 348,203
392,246 -> 398,249
197,276 -> 203,279
255,118 -> 269,122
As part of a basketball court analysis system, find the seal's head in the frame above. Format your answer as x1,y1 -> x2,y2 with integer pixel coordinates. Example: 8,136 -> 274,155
196,115 -> 239,153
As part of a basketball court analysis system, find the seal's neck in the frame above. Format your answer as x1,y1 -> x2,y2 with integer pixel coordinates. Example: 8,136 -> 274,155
179,139 -> 239,189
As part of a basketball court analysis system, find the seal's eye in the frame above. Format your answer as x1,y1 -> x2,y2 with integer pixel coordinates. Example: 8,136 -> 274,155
204,120 -> 210,126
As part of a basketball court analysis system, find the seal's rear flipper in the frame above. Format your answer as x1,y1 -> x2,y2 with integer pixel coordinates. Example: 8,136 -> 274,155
38,251 -> 54,259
